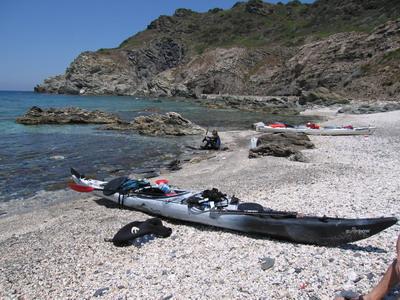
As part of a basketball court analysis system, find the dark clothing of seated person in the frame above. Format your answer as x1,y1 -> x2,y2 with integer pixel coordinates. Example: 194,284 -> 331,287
201,130 -> 221,150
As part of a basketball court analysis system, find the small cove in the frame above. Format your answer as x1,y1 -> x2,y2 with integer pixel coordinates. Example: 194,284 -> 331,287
0,91 -> 314,202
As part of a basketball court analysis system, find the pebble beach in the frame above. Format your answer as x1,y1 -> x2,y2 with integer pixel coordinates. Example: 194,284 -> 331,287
1,110 -> 399,300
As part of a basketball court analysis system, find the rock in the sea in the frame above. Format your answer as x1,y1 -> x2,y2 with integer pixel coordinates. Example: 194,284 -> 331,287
102,112 -> 205,136
16,106 -> 121,125
249,133 -> 314,161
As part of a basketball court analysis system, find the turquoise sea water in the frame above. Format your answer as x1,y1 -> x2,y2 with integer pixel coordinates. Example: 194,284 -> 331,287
0,91 -> 312,202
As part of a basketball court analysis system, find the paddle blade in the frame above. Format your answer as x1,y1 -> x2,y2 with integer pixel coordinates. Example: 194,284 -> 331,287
68,182 -> 94,193
70,167 -> 83,179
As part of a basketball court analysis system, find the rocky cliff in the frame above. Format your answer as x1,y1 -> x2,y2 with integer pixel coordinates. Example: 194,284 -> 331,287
35,0 -> 400,103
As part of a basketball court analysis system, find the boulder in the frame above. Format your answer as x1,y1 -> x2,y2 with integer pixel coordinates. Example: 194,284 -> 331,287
256,132 -> 315,150
102,112 -> 205,136
249,144 -> 297,158
16,106 -> 121,125
249,133 -> 314,161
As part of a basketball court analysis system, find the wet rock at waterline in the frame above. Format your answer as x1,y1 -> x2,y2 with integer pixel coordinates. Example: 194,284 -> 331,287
16,107 -> 204,137
16,106 -> 121,125
102,112 -> 205,136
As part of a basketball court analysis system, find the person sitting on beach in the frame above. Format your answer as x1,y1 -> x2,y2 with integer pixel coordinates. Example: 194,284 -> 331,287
335,234 -> 400,300
201,129 -> 221,150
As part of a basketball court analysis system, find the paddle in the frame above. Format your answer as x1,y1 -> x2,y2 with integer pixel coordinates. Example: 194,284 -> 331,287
212,208 -> 298,219
202,126 -> 209,142
70,167 -> 83,179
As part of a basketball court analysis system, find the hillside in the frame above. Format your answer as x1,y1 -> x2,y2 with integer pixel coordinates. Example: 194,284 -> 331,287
35,0 -> 400,103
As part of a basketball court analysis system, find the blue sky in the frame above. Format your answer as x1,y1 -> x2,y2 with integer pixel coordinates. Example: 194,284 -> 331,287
0,0 -> 314,91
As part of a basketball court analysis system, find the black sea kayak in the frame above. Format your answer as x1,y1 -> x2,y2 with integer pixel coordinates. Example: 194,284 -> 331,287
70,169 -> 397,246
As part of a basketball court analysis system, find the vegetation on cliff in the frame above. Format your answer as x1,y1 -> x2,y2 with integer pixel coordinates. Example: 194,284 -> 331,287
120,0 -> 400,51
35,0 -> 400,103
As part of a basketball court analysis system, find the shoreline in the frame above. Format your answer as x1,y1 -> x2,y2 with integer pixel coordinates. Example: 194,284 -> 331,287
32,90 -> 400,115
1,110 -> 400,299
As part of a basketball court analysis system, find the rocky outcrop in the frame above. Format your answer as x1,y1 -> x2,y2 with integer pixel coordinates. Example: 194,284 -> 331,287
249,144 -> 310,162
256,132 -> 315,150
16,106 -> 121,125
147,47 -> 269,97
254,20 -> 400,101
35,37 -> 186,96
17,107 -> 205,136
249,133 -> 314,162
197,94 -> 300,114
298,87 -> 349,106
35,1 -> 400,105
102,112 -> 205,136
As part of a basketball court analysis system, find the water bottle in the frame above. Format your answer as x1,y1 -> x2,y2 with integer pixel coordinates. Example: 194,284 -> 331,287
250,137 -> 258,149
159,183 -> 171,194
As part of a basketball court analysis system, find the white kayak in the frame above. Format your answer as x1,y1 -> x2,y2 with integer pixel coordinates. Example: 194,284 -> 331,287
255,123 -> 376,136
69,169 -> 397,246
